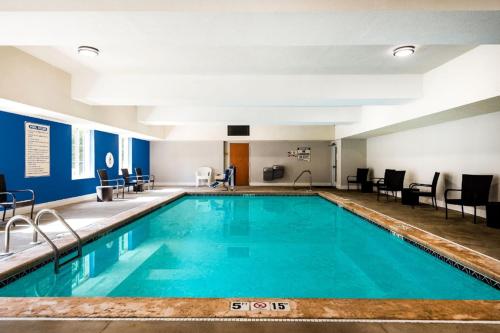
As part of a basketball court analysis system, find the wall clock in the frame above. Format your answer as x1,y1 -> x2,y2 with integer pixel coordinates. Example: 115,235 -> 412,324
105,152 -> 114,168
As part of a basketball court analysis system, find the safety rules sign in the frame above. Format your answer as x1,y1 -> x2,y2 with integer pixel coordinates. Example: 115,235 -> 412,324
25,122 -> 50,178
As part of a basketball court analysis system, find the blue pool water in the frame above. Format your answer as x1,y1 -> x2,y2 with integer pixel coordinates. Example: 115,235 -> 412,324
0,195 -> 498,299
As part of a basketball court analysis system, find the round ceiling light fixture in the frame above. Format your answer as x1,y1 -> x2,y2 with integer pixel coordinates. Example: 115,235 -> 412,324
393,45 -> 415,57
78,46 -> 99,57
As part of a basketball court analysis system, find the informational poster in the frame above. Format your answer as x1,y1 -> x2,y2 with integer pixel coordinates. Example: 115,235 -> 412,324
25,122 -> 50,177
288,147 -> 311,162
297,147 -> 311,162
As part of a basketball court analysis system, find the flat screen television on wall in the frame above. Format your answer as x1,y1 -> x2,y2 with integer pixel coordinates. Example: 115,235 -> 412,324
227,125 -> 250,136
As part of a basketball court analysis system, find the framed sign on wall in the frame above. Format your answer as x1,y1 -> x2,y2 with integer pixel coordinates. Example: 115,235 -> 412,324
288,146 -> 311,162
105,152 -> 115,168
25,122 -> 50,178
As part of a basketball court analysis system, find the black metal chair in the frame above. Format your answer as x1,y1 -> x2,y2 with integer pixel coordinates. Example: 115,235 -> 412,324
347,168 -> 369,191
121,168 -> 139,193
0,174 -> 35,222
135,167 -> 155,190
445,174 -> 493,224
409,172 -> 440,209
377,170 -> 406,201
97,169 -> 125,199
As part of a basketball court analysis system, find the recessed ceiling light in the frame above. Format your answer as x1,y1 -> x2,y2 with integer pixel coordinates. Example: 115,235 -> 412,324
78,46 -> 99,57
393,45 -> 415,57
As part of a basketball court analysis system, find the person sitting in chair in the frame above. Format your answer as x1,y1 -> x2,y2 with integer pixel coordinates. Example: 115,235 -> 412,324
210,166 -> 235,191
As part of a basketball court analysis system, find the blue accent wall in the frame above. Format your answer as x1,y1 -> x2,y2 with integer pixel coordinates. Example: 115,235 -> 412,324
0,110 -> 150,205
132,138 -> 150,176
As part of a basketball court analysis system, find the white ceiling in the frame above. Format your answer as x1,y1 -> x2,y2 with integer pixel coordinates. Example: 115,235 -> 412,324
19,45 -> 474,75
1,0 -> 499,12
2,2 -> 500,125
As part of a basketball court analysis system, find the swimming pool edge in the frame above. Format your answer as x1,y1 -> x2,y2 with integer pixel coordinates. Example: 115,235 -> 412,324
317,192 -> 500,288
0,190 -> 499,321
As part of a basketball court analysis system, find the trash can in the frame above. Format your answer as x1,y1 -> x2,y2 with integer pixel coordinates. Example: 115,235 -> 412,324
401,188 -> 419,206
486,202 -> 500,228
361,181 -> 373,193
96,186 -> 114,202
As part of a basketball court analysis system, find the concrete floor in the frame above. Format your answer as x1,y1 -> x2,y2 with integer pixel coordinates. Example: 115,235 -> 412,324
0,187 -> 185,255
330,189 -> 500,260
0,320 -> 499,333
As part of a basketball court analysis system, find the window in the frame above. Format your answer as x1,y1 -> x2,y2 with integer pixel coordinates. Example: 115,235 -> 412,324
71,127 -> 94,179
119,136 -> 132,174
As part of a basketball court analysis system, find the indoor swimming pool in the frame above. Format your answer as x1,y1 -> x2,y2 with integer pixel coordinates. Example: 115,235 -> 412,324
0,195 -> 498,299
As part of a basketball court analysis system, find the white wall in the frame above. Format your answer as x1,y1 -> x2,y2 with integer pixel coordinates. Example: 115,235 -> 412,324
366,111 -> 500,217
249,141 -> 332,186
335,45 -> 500,140
151,141 -> 224,185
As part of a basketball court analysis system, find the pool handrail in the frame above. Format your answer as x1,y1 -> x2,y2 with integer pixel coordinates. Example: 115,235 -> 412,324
0,210 -> 82,273
0,215 -> 60,264
293,169 -> 312,191
34,209 -> 82,272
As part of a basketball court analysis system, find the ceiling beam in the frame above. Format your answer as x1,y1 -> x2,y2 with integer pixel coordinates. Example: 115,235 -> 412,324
72,74 -> 421,107
137,106 -> 361,125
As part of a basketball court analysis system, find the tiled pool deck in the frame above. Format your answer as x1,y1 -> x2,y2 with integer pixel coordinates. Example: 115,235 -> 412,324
0,187 -> 498,324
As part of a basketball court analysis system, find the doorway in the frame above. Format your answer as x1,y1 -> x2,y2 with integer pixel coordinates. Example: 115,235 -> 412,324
229,143 -> 249,186
331,143 -> 337,187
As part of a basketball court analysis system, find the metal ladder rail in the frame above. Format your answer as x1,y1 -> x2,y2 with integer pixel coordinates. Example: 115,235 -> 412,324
1,210 -> 82,273
34,209 -> 82,272
293,169 -> 312,191
1,216 -> 61,272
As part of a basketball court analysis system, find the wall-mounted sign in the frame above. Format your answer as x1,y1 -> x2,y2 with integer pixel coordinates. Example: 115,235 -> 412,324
25,122 -> 50,178
105,152 -> 114,168
288,146 -> 311,162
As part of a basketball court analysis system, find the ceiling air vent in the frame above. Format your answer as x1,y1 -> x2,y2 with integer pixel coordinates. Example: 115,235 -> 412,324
227,125 -> 250,136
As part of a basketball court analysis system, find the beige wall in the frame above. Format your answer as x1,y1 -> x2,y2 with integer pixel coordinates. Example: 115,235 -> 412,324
336,139 -> 367,189
151,140 -> 333,186
249,141 -> 332,185
0,46 -> 163,139
151,141 -> 224,185
366,111 -> 500,217
163,124 -> 335,141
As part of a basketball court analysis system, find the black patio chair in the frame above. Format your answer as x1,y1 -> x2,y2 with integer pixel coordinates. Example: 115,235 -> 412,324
409,172 -> 440,209
372,169 -> 395,193
135,167 -> 155,190
377,170 -> 406,201
445,174 -> 493,224
121,168 -> 139,193
0,174 -> 35,222
347,168 -> 369,191
97,169 -> 125,199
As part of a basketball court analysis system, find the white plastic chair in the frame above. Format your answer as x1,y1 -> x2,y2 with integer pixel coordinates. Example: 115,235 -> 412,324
195,167 -> 212,187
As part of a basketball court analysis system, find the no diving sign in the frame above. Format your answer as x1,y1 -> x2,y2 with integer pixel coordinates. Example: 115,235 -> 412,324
251,302 -> 269,310
230,301 -> 290,311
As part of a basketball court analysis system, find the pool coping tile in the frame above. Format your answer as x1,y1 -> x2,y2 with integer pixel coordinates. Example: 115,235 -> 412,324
317,192 -> 500,285
0,297 -> 499,321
